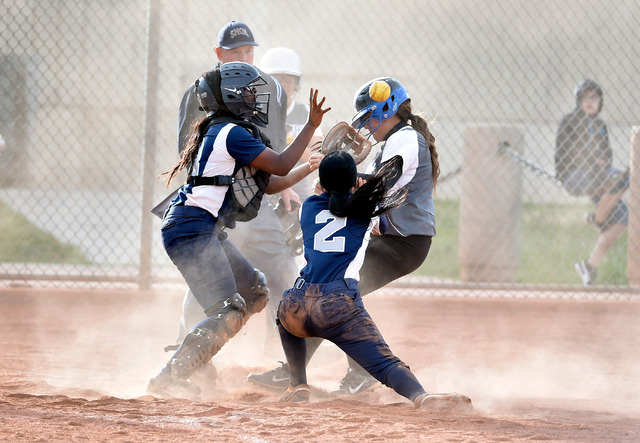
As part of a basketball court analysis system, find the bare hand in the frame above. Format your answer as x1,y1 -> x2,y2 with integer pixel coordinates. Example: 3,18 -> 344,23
279,187 -> 301,212
307,89 -> 331,129
308,152 -> 324,172
313,177 -> 325,195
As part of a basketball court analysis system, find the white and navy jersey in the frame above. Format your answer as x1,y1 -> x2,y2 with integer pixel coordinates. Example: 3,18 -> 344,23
298,194 -> 373,284
368,123 -> 436,237
172,123 -> 266,217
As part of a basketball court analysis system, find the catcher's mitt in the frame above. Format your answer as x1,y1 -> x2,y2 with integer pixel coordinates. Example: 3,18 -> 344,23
313,121 -> 372,165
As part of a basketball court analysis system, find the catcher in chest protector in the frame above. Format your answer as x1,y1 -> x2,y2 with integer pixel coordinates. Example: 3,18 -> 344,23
249,76 -> 450,400
147,62 -> 330,399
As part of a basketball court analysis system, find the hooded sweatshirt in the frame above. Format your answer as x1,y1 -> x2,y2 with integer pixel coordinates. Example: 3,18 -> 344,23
555,79 -> 611,183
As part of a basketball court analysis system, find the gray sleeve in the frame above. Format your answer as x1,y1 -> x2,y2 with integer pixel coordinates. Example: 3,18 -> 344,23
177,83 -> 202,155
259,70 -> 288,153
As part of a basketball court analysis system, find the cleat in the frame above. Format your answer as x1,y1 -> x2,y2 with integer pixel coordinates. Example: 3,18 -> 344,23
334,366 -> 378,395
248,361 -> 291,391
415,392 -> 473,412
279,384 -> 311,403
147,366 -> 201,400
575,260 -> 597,286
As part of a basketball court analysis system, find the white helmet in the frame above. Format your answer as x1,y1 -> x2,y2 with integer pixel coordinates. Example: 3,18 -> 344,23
260,47 -> 301,77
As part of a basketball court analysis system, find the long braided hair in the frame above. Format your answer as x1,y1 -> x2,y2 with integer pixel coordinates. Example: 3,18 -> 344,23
395,100 -> 440,192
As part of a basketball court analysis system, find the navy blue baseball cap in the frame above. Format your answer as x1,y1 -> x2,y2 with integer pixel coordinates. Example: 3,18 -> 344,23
217,21 -> 259,49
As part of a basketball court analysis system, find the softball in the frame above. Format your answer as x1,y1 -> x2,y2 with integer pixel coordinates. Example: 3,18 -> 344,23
369,80 -> 391,102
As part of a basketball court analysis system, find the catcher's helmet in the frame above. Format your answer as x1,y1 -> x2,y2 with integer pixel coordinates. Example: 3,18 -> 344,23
196,62 -> 270,126
195,71 -> 219,115
573,78 -> 603,112
220,62 -> 270,126
352,77 -> 410,132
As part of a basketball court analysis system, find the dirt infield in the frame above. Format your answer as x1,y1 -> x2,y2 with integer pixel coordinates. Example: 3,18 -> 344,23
1,287 -> 639,442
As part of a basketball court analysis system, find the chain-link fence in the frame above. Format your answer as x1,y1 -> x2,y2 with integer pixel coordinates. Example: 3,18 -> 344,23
1,0 -> 639,297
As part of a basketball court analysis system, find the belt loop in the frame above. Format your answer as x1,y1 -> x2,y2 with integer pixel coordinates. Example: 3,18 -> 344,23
294,277 -> 305,290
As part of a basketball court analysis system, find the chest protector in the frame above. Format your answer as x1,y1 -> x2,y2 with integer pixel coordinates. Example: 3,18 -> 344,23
220,163 -> 270,226
189,118 -> 271,228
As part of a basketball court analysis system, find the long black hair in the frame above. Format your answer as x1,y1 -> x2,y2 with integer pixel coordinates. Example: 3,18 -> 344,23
319,151 -> 406,219
161,68 -> 237,187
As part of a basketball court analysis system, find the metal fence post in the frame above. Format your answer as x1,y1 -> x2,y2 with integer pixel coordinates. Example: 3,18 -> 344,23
627,126 -> 640,286
138,0 -> 161,290
459,126 -> 524,282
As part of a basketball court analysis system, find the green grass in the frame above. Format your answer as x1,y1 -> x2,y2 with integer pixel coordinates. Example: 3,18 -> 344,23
0,197 -> 629,285
0,200 -> 90,264
421,199 -> 461,280
416,199 -> 629,285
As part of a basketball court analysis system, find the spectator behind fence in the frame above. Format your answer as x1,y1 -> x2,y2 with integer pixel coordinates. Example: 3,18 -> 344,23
555,79 -> 629,286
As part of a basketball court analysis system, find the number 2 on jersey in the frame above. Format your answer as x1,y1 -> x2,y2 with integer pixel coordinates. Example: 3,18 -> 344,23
314,210 -> 347,252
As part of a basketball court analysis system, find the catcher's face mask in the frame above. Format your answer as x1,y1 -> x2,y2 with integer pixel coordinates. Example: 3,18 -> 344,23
220,62 -> 271,126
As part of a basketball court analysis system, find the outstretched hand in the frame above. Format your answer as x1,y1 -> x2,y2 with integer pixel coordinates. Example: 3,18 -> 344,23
307,89 -> 331,129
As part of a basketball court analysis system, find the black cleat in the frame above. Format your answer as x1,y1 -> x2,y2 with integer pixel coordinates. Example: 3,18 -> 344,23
334,366 -> 378,395
247,361 -> 291,391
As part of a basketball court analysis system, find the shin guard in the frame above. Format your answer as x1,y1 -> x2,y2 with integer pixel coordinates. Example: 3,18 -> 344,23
244,268 -> 269,317
168,293 -> 246,379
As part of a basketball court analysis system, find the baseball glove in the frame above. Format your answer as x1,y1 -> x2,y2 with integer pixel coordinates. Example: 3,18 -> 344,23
313,121 -> 372,165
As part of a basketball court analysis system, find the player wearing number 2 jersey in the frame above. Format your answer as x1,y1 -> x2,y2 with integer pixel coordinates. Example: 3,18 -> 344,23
275,151 -> 471,411
249,76 -> 445,395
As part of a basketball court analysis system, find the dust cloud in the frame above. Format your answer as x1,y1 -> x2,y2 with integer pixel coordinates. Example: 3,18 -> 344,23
2,288 -> 640,441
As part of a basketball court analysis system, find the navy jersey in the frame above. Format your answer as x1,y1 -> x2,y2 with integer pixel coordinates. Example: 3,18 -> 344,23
298,194 -> 374,284
171,123 -> 266,217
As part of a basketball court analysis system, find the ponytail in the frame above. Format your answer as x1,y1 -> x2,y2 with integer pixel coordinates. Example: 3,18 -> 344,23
397,101 -> 440,193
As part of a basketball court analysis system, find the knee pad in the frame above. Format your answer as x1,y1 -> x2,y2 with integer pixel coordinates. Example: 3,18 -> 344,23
168,294 -> 246,379
244,268 -> 269,316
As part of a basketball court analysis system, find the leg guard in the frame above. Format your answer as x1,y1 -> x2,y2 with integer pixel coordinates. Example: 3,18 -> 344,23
168,293 -> 246,379
244,268 -> 269,317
